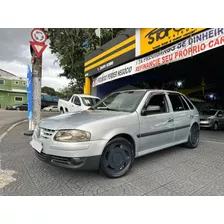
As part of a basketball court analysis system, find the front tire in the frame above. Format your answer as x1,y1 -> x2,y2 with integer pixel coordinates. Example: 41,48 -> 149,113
185,123 -> 200,149
212,122 -> 218,131
100,137 -> 134,178
60,108 -> 64,114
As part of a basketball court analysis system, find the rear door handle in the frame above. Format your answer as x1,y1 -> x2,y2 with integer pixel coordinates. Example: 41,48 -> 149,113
168,118 -> 174,123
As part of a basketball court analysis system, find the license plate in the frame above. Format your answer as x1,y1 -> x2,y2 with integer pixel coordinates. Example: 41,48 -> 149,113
30,138 -> 43,153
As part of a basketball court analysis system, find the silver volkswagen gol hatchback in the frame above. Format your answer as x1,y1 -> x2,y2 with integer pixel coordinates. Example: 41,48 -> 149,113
30,89 -> 200,178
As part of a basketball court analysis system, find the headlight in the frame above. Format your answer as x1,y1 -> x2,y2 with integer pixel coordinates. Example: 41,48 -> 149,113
54,129 -> 91,142
36,126 -> 40,138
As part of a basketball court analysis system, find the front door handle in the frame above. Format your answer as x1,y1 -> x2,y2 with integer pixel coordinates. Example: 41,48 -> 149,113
168,118 -> 174,123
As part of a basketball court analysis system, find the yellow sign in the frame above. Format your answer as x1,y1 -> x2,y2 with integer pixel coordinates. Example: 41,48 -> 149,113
140,28 -> 205,55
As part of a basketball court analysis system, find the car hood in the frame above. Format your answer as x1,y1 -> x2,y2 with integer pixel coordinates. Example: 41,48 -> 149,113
39,110 -> 130,130
200,115 -> 214,119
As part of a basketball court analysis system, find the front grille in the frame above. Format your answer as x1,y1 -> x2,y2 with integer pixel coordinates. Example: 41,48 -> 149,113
40,128 -> 55,139
200,119 -> 206,121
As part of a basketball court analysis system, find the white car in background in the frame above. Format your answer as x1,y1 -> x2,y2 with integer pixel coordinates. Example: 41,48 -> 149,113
58,94 -> 101,114
42,105 -> 59,112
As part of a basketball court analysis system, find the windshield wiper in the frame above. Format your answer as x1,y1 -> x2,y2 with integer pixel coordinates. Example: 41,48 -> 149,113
93,107 -> 119,111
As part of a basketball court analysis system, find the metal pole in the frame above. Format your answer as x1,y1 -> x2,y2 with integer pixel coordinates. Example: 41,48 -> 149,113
32,55 -> 42,130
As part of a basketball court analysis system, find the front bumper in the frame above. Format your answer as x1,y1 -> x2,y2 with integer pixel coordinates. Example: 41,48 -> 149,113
30,131 -> 108,170
35,150 -> 101,170
200,121 -> 213,128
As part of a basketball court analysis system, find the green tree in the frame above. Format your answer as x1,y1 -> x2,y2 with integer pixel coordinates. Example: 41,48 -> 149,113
41,86 -> 56,96
46,28 -> 126,92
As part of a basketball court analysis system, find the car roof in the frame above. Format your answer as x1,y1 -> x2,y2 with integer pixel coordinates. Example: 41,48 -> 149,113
76,94 -> 100,98
112,89 -> 181,94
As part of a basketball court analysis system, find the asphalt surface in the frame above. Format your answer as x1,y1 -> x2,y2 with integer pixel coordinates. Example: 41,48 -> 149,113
0,109 -> 27,129
1,120 -> 224,196
0,109 -> 58,135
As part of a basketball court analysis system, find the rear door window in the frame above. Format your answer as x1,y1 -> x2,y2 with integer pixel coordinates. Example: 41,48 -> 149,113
169,94 -> 187,112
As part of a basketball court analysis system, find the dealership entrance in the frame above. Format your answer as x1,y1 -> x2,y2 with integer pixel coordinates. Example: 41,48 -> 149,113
84,28 -> 224,109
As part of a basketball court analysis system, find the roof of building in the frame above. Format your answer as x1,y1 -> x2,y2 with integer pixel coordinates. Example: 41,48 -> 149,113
0,68 -> 26,81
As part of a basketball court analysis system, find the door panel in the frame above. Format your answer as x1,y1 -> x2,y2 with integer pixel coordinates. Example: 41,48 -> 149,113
217,111 -> 224,127
168,94 -> 192,142
138,93 -> 175,154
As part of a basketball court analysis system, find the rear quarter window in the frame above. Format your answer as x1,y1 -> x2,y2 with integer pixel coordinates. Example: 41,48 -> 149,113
181,95 -> 194,110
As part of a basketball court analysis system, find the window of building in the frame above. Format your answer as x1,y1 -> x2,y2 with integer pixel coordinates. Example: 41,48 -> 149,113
15,96 -> 23,102
0,79 -> 5,85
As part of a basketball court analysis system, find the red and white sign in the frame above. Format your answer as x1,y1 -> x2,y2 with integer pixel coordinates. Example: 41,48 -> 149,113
135,28 -> 224,73
30,28 -> 48,58
30,41 -> 47,58
31,28 -> 47,43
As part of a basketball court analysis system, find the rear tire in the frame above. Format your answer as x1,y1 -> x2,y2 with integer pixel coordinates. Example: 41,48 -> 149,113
100,137 -> 134,178
212,122 -> 218,131
185,123 -> 200,149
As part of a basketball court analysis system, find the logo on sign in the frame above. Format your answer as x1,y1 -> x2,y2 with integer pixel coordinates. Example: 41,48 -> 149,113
139,28 -> 205,55
145,28 -> 185,45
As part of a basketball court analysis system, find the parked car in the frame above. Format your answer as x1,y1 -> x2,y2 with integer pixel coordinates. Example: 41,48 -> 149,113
199,109 -> 224,130
30,89 -> 200,178
58,94 -> 101,114
42,105 -> 59,112
5,104 -> 28,111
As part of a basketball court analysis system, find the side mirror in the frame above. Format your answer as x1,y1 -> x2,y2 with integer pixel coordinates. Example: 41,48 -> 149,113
142,105 -> 161,115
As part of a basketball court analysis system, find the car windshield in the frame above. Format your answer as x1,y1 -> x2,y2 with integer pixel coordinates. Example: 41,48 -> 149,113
81,97 -> 98,106
200,110 -> 217,116
90,90 -> 146,112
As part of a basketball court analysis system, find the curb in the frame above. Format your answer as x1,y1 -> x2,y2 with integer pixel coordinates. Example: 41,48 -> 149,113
0,119 -> 28,143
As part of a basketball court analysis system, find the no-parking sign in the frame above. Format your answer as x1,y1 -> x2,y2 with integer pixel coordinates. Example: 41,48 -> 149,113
31,28 -> 47,43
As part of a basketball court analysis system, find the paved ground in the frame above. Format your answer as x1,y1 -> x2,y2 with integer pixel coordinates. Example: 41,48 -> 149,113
0,121 -> 224,196
0,109 -> 27,130
0,109 -> 58,135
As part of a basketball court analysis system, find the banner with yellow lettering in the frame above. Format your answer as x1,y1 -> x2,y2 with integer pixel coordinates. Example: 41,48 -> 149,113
140,28 -> 205,55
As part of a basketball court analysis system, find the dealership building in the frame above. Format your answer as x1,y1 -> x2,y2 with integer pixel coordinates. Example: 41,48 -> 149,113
83,28 -> 224,100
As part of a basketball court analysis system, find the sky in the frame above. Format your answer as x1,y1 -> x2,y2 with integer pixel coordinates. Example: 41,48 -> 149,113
0,28 -> 70,90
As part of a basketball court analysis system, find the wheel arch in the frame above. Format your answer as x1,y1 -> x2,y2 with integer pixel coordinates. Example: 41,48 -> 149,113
107,133 -> 136,157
